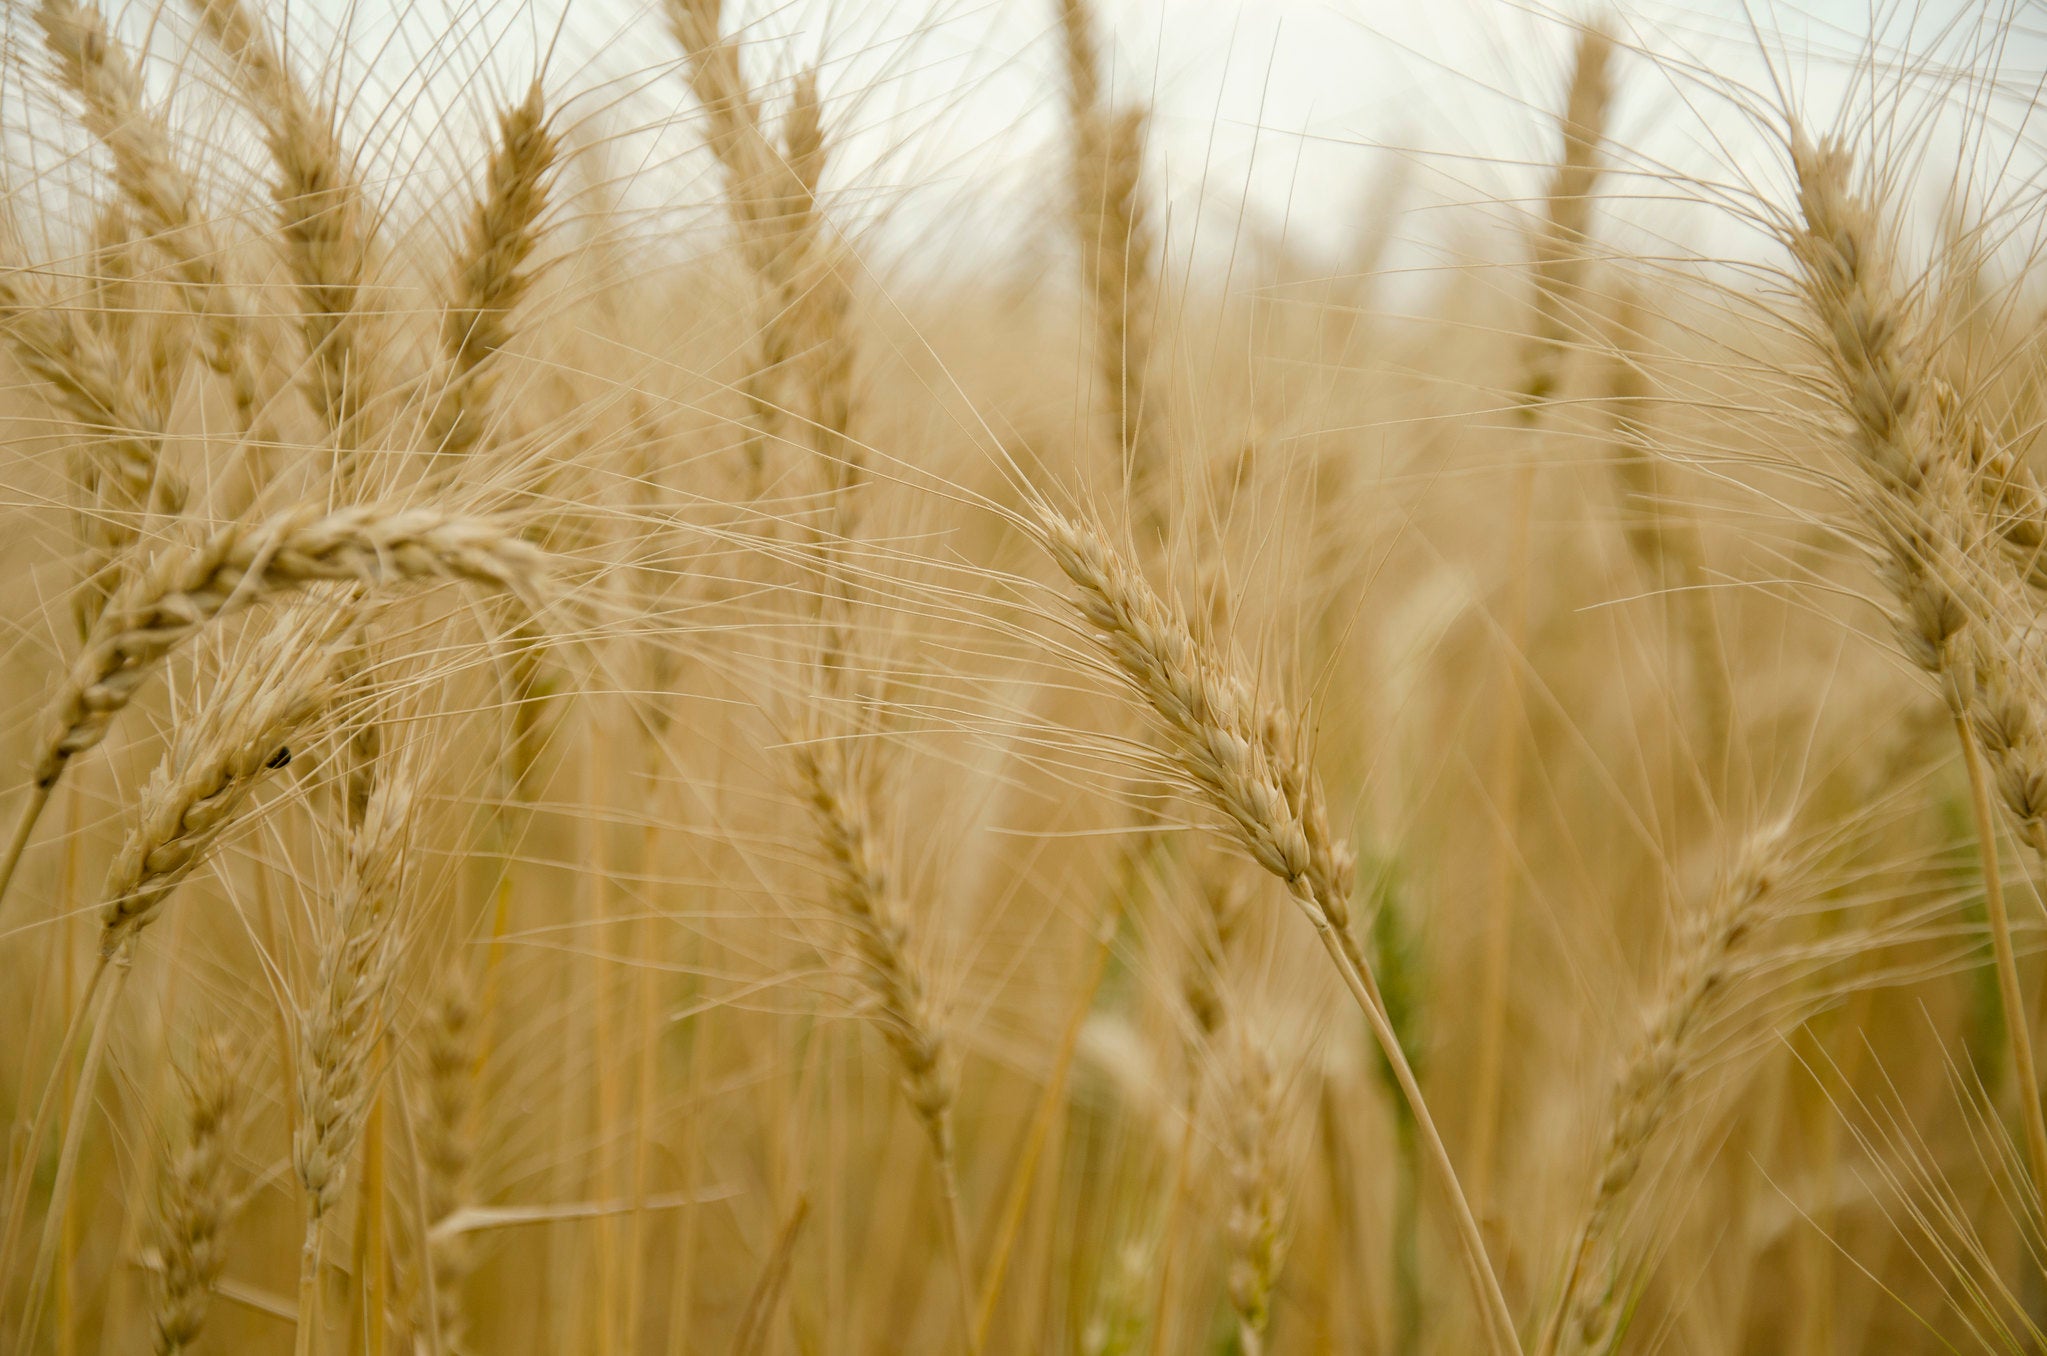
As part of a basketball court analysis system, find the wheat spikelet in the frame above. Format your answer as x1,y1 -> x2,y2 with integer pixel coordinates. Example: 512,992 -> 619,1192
1537,825 -> 1790,1356
429,82 -> 558,465
31,501 -> 547,796
0,251 -> 183,553
191,0 -> 377,460
150,1031 -> 247,1356
35,0 -> 257,420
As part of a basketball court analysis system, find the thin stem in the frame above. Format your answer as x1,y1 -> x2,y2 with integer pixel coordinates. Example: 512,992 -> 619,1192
1309,913 -> 1523,1356
972,915 -> 1113,1345
295,1218 -> 326,1356
1957,714 -> 2047,1202
15,956 -> 128,1355
935,1156 -> 981,1356
0,781 -> 53,918
1469,457 -> 1537,1211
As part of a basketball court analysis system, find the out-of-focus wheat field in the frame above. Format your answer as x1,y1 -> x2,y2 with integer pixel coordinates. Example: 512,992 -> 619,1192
3,0 -> 2047,1351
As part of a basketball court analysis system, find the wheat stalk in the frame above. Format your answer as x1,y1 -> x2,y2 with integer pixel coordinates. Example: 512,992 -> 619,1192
1031,502 -> 1522,1356
668,1 -> 859,510
293,734 -> 415,1356
1471,20 -> 1619,1211
1535,824 -> 1791,1356
5,609 -> 341,1351
1221,1036 -> 1284,1356
1785,130 -> 2047,1204
790,730 -> 979,1351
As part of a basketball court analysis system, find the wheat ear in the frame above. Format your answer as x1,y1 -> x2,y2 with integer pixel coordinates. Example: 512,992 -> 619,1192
191,0 -> 378,463
7,613 -> 338,1349
428,82 -> 558,467
294,738 -> 415,1356
1535,826 -> 1789,1356
668,2 -> 860,509
1785,130 -> 2047,1202
1032,504 -> 1522,1356
1055,0 -> 1162,517
152,1031 -> 249,1356
1222,1036 -> 1285,1356
35,0 -> 258,420
416,966 -> 479,1356
791,732 -> 980,1352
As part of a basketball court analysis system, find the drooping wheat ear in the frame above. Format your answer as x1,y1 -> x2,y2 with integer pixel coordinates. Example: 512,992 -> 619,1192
417,965 -> 478,1356
1036,508 -> 1357,950
97,608 -> 346,956
668,1 -> 859,507
36,0 -> 258,420
151,1030 -> 248,1356
1536,824 -> 1791,1356
30,501 -> 547,797
1055,0 -> 1162,513
790,731 -> 978,1350
191,0 -> 377,462
428,82 -> 558,465
293,737 -> 412,1346
1519,23 -> 1614,414
1786,130 -> 2047,1203
1785,134 -> 1976,691
1032,504 -> 1522,1356
1221,1037 -> 1284,1356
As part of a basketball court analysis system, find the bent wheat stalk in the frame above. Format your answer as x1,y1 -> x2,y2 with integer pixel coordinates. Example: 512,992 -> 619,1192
1032,503 -> 1521,1356
1785,130 -> 2047,1203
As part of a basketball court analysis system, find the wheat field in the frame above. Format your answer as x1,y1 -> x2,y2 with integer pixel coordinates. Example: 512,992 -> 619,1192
0,0 -> 2044,1351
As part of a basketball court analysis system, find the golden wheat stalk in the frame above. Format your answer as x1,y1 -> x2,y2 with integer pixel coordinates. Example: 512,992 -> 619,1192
1031,502 -> 1522,1356
1222,1036 -> 1284,1356
1535,825 -> 1790,1356
790,731 -> 980,1351
5,609 -> 342,1352
1470,21 -> 1618,1211
667,1 -> 859,511
1785,130 -> 2047,1205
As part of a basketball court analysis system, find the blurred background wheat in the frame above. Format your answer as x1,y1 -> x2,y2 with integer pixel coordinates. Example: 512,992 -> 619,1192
1,0 -> 2045,1352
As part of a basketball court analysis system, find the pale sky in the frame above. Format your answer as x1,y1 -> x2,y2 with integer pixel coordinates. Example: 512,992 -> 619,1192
22,1 -> 2047,285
